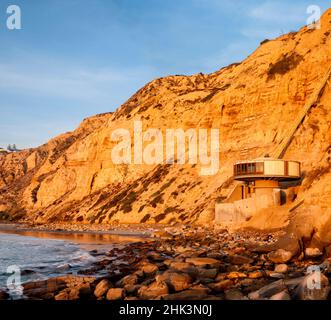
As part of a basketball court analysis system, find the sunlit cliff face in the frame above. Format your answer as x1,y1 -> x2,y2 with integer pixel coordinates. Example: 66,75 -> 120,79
0,9 -> 330,228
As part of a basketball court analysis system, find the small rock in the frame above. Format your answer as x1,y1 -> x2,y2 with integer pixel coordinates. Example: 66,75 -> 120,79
233,247 -> 247,254
305,248 -> 323,258
94,279 -> 112,298
274,264 -> 288,274
138,281 -> 169,299
196,268 -> 218,279
268,249 -> 293,263
55,288 -> 80,301
115,274 -> 138,288
227,272 -> 247,279
140,262 -> 159,275
208,279 -> 233,292
267,271 -> 285,279
248,271 -> 264,279
167,261 -> 198,276
106,288 -> 125,301
156,271 -> 192,292
185,258 -> 220,269
55,264 -> 71,272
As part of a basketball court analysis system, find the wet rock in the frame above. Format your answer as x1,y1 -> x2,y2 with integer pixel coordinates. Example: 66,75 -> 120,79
156,271 -> 192,292
248,280 -> 287,300
55,288 -> 80,301
293,273 -> 330,300
268,249 -> 293,263
185,258 -> 220,269
274,264 -> 288,274
23,278 -> 66,299
138,281 -> 169,299
55,264 -> 71,272
269,290 -> 291,300
106,288 -> 125,301
94,279 -> 112,298
115,274 -> 138,288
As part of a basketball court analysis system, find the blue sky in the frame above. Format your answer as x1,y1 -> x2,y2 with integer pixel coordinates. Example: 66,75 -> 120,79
0,0 -> 329,148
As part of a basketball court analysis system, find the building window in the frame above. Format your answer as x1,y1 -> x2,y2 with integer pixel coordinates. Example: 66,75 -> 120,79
256,162 -> 264,174
234,162 -> 264,175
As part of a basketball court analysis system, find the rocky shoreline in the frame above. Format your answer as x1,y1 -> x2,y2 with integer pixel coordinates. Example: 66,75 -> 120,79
1,225 -> 331,301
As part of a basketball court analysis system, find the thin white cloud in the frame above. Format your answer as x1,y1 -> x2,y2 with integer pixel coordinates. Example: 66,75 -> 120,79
239,1 -> 310,40
249,1 -> 306,23
0,58 -> 158,105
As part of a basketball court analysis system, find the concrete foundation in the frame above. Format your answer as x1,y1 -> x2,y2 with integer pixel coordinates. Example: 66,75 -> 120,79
215,188 -> 281,226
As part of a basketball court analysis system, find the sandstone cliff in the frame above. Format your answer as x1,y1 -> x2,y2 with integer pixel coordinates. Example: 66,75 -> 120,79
0,9 -> 330,232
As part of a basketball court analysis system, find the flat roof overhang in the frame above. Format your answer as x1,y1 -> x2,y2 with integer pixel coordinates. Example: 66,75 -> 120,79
234,174 -> 301,182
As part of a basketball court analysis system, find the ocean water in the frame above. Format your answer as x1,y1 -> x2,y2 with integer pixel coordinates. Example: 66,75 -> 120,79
0,233 -> 97,289
0,227 -> 147,293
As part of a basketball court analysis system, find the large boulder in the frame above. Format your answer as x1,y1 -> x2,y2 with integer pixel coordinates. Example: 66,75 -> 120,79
106,288 -> 125,301
94,279 -> 112,298
115,274 -> 138,288
156,271 -> 192,292
54,288 -> 80,301
138,281 -> 169,299
268,249 -> 293,264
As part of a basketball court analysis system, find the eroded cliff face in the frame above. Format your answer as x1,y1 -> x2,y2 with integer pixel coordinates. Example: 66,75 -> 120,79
0,9 -> 330,229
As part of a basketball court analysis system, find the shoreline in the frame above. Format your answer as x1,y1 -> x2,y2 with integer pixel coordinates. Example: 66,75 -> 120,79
2,223 -> 331,301
0,222 -> 158,238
